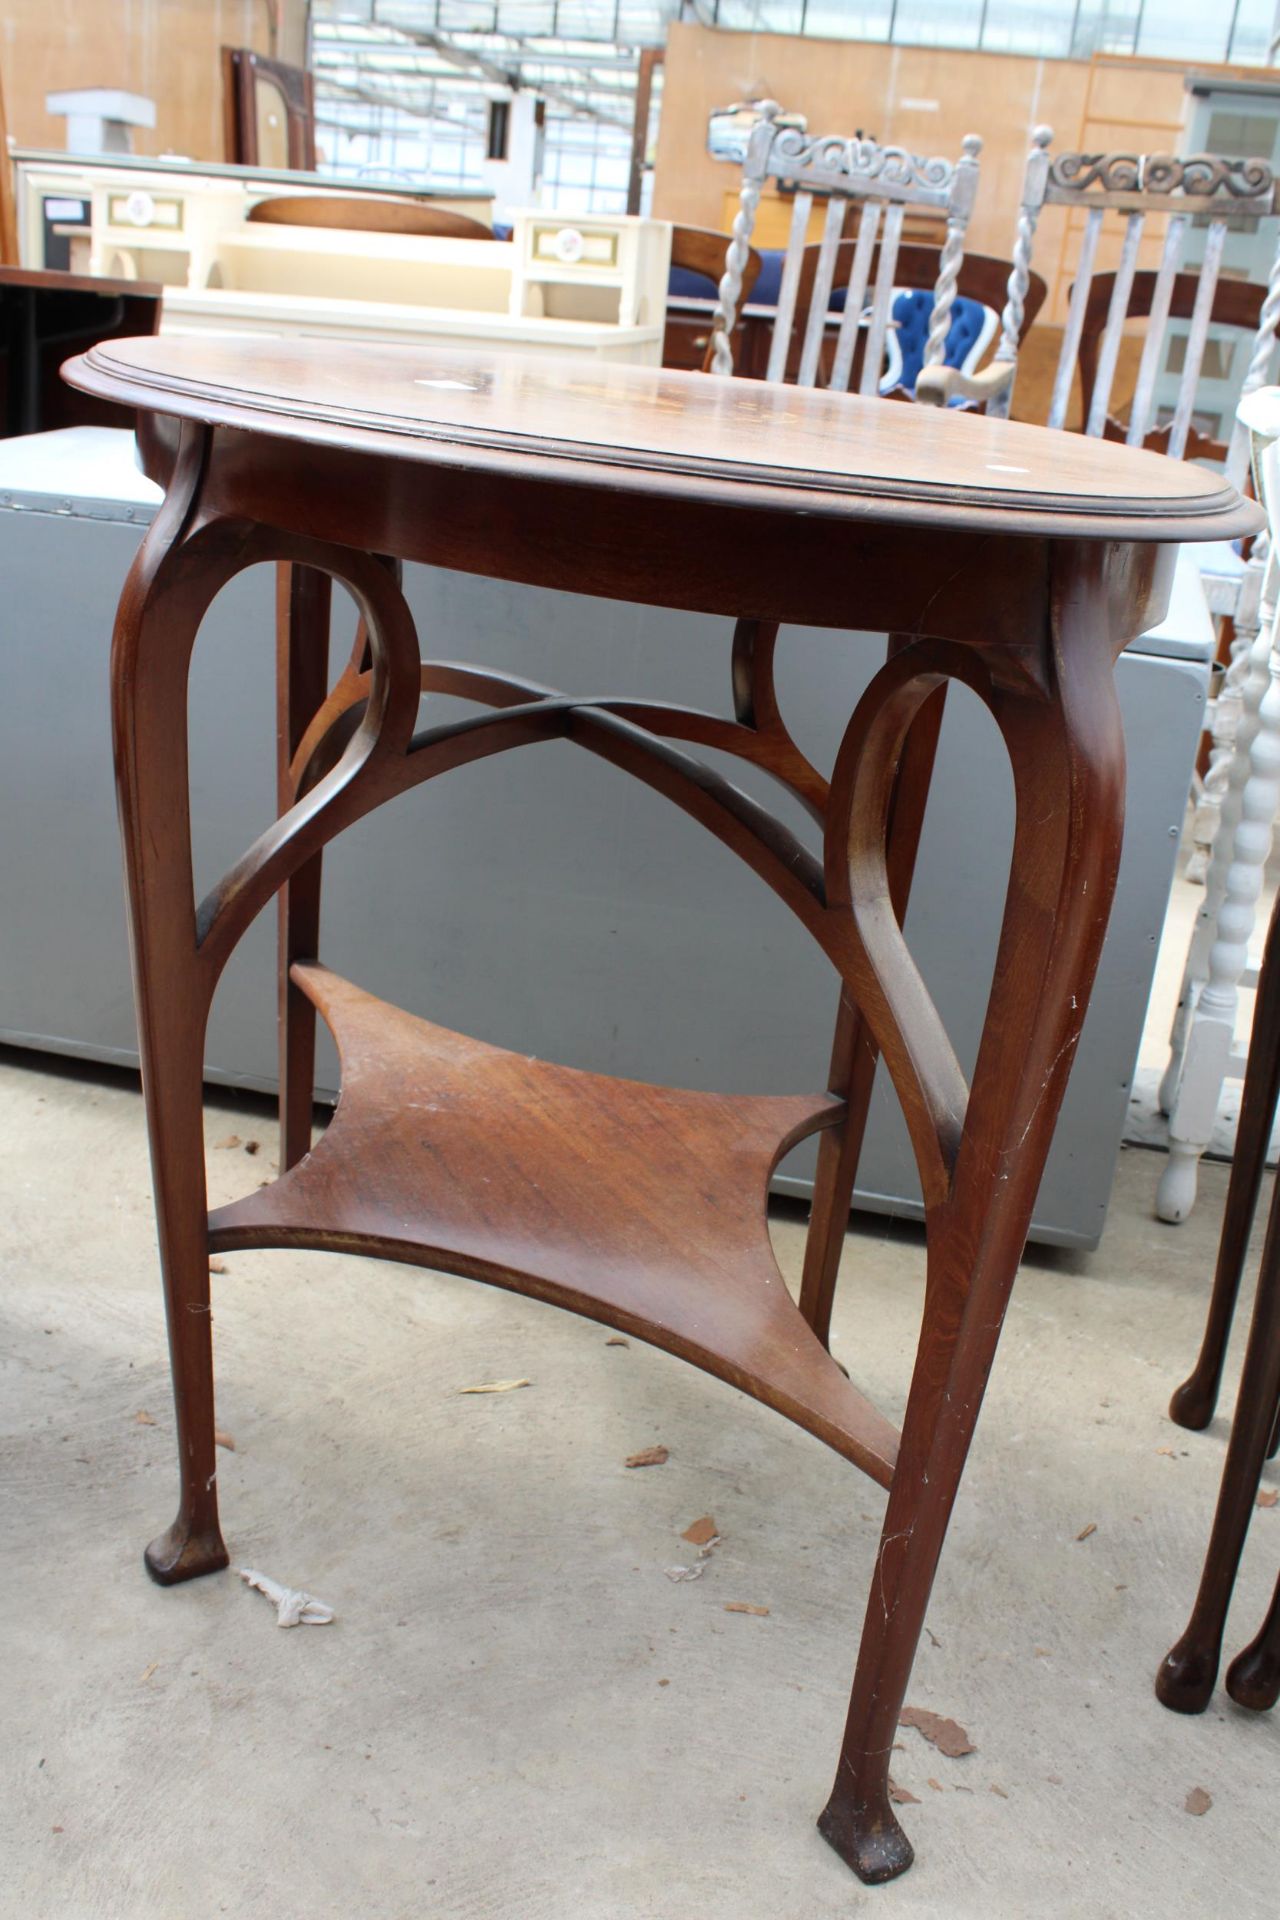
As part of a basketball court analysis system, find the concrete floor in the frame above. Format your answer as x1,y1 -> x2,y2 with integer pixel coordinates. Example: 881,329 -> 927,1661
4,1045 -> 1280,1919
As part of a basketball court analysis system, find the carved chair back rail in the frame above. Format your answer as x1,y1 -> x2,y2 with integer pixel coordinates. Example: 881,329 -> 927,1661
713,103 -> 982,398
917,135 -> 1280,471
1040,150 -> 1275,466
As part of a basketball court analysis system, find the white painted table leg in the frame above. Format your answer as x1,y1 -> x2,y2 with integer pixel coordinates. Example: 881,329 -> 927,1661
1159,608 -> 1280,1222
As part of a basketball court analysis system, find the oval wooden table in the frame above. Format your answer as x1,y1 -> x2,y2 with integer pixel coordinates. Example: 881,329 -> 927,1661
65,336 -> 1259,1888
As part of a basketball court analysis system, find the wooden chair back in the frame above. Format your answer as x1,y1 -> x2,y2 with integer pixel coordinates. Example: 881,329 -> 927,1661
712,100 -> 982,397
1077,271 -> 1280,467
992,128 -> 1280,477
670,224 -> 762,372
222,47 -> 316,172
247,196 -> 496,241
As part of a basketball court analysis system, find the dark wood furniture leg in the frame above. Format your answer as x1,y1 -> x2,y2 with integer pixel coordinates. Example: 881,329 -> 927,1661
1170,882 -> 1280,1436
276,562 -> 331,1171
1157,1167 -> 1280,1711
1158,879 -> 1280,1713
1226,1567 -> 1280,1708
113,426 -> 231,1585
818,550 -> 1127,1881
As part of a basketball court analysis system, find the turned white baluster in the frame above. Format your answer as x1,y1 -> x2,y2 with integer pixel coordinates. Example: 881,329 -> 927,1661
1160,562 -> 1265,1117
1184,544 -> 1267,891
1159,608 -> 1280,1221
1186,627 -> 1255,887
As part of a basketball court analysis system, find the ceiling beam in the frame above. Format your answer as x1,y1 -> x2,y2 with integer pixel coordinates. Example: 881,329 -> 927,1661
365,9 -> 634,130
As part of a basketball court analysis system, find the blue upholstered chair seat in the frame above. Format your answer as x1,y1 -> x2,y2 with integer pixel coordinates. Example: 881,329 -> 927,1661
668,249 -> 995,395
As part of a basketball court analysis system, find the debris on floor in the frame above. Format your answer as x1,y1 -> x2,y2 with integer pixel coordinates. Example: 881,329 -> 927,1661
899,1706 -> 976,1757
664,1564 -> 704,1582
239,1567 -> 336,1628
625,1445 -> 668,1467
458,1378 -> 531,1394
681,1515 -> 718,1546
724,1603 -> 769,1617
1185,1786 -> 1213,1816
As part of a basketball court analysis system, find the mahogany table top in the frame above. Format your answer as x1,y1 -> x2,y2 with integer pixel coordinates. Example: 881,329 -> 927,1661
65,335 -> 1261,545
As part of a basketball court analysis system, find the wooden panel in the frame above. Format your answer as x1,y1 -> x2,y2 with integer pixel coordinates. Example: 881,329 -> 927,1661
0,56 -> 16,266
0,0 -> 306,164
1084,59 -> 1188,130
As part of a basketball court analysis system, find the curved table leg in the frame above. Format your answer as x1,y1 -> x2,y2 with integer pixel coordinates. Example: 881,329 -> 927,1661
818,558 -> 1127,1883
114,444 -> 422,1587
112,426 -> 230,1585
1172,882 -> 1280,1432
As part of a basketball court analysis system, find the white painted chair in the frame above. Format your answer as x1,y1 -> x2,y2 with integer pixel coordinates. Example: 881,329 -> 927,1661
920,127 -> 1280,1224
710,101 -> 982,397
916,128 -> 1280,449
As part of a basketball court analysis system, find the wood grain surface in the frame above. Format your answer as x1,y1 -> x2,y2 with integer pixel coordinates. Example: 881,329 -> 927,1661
65,334 -> 1258,541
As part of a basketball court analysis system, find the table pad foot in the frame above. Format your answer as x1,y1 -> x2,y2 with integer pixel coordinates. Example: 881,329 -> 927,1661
143,1520 -> 231,1588
817,1791 -> 914,1885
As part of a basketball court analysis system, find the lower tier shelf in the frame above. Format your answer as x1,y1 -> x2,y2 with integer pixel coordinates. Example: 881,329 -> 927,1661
209,962 -> 901,1484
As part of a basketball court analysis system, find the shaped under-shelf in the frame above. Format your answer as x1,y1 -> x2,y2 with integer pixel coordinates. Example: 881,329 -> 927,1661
209,962 -> 900,1483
